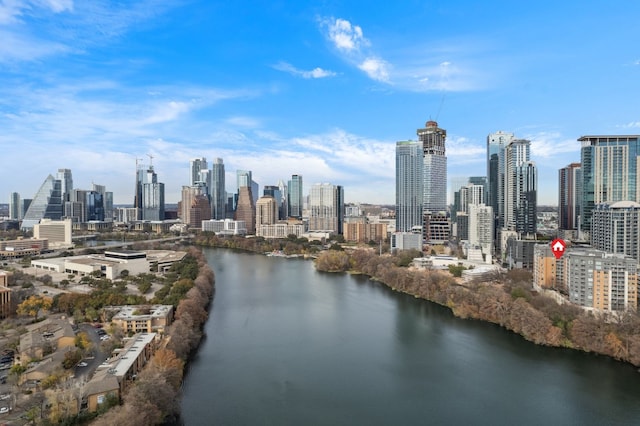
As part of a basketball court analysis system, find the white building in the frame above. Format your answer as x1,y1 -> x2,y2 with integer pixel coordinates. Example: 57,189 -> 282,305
33,218 -> 72,247
202,219 -> 247,235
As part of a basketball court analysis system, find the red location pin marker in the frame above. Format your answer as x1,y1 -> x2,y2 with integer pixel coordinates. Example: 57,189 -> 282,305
550,238 -> 566,259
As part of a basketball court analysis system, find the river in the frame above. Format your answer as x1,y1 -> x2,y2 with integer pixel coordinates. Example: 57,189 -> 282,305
180,249 -> 640,425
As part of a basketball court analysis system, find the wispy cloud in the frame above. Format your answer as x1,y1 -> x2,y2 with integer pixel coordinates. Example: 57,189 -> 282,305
319,16 -> 487,91
0,0 -> 176,63
272,61 -> 336,79
619,121 -> 640,128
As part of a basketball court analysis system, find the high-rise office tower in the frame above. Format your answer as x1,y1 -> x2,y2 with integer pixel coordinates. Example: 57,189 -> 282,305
277,180 -> 288,220
235,186 -> 256,234
236,170 -> 252,190
263,186 -> 283,220
190,158 -> 208,186
9,192 -> 20,220
21,174 -> 64,230
418,121 -> 447,213
487,131 -> 514,229
395,141 -> 424,232
256,195 -> 278,227
579,134 -> 640,233
558,163 -> 582,232
180,185 -> 211,228
308,183 -> 344,234
91,183 -> 112,222
211,158 -> 226,220
134,161 -> 165,221
504,139 -> 537,234
288,175 -> 303,219
56,168 -> 73,203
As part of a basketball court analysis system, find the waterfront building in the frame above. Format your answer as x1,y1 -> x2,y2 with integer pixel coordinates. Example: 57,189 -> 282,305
257,222 -> 306,239
395,141 -> 424,233
591,201 -> 640,261
423,212 -> 450,244
202,219 -> 247,235
579,134 -> 640,233
287,175 -> 304,219
308,183 -> 344,234
566,249 -> 637,311
418,120 -> 447,213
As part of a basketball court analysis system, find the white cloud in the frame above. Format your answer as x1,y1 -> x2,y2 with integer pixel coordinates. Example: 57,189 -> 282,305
525,131 -> 580,159
325,18 -> 368,51
272,61 -> 336,79
446,136 -> 485,165
358,58 -> 390,82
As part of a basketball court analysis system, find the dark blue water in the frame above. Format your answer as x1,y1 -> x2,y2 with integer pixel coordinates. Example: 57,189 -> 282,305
180,249 -> 640,425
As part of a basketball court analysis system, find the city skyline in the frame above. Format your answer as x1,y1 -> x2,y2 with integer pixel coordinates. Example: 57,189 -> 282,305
1,2 -> 639,205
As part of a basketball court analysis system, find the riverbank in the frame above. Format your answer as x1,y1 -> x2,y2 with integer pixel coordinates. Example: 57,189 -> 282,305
92,247 -> 215,425
314,249 -> 640,368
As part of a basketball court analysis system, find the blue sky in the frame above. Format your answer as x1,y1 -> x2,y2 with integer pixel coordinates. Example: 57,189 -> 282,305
1,1 -> 639,206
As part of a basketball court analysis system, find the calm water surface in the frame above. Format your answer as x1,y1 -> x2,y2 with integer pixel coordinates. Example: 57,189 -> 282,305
180,249 -> 640,425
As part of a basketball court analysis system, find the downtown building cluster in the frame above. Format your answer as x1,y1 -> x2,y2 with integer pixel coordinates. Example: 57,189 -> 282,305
395,123 -> 537,265
535,135 -> 640,312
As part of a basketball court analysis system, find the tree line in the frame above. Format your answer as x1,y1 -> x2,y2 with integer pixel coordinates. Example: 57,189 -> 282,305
92,247 -> 215,425
315,248 -> 640,367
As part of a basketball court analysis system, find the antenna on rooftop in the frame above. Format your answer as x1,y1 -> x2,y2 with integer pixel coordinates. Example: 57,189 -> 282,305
147,154 -> 154,168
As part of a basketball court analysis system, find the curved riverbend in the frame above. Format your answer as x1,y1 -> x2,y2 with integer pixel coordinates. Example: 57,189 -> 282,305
181,249 -> 640,425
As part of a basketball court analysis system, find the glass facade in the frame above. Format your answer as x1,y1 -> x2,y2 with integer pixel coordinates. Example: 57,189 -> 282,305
395,141 -> 423,232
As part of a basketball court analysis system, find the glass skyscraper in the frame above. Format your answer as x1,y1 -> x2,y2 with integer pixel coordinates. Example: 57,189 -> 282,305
579,135 -> 640,232
21,174 -> 64,230
211,158 -> 226,220
395,141 -> 423,232
288,175 -> 303,219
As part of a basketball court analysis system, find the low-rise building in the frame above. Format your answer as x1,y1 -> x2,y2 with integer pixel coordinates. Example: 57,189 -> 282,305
85,333 -> 158,412
105,305 -> 173,334
0,238 -> 48,260
18,318 -> 75,365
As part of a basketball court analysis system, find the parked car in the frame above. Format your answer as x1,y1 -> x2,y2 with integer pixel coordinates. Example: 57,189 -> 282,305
0,406 -> 9,414
77,362 -> 88,368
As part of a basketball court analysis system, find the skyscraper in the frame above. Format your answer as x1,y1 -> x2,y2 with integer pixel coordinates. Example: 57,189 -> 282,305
190,158 -> 208,186
288,175 -> 303,219
235,186 -> 256,234
180,185 -> 211,228
56,168 -> 73,203
591,201 -> 640,261
504,139 -> 537,234
558,163 -> 582,232
308,183 -> 344,234
487,131 -> 514,229
21,174 -> 64,230
134,161 -> 165,221
9,192 -> 20,220
256,195 -> 278,227
395,141 -> 423,232
418,120 -> 447,213
211,158 -> 226,220
579,135 -> 640,233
